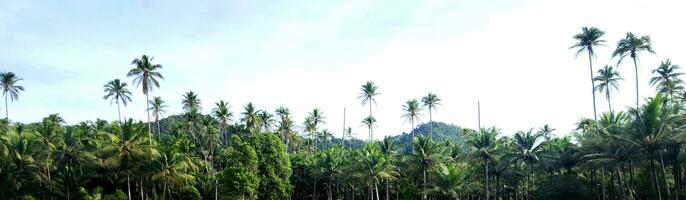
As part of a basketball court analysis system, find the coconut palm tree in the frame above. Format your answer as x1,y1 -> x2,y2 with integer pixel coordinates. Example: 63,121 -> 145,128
147,96 -> 167,139
594,65 -> 623,113
152,148 -> 195,200
212,101 -> 232,145
128,55 -> 164,140
402,99 -> 423,140
421,93 -> 441,138
571,27 -> 606,122
612,32 -> 655,108
0,72 -> 24,120
405,136 -> 445,200
241,102 -> 261,136
101,120 -> 152,200
308,108 -> 326,150
182,91 -> 201,113
103,79 -> 132,123
275,106 -> 295,150
258,110 -> 274,132
468,127 -> 499,200
507,129 -> 546,200
650,59 -> 684,100
354,144 -> 398,200
362,116 -> 377,142
359,81 -> 380,140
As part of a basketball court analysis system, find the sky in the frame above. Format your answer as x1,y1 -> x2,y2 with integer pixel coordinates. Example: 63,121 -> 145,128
0,0 -> 685,140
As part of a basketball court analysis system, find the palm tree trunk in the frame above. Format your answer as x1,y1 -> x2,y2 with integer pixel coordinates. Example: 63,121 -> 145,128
588,52 -> 598,122
375,180 -> 380,200
429,107 -> 433,138
313,179 -> 317,200
632,57 -> 640,108
607,91 -> 612,113
660,152 -> 671,199
601,166 -> 606,200
423,167 -> 427,200
156,114 -> 160,140
617,166 -> 625,199
369,103 -> 373,141
4,95 -> 8,120
651,153 -> 663,200
127,165 -> 132,200
486,159 -> 490,200
146,93 -> 152,144
117,99 -> 122,122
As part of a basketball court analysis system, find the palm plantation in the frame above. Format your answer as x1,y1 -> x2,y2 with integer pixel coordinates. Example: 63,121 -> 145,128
3,26 -> 686,200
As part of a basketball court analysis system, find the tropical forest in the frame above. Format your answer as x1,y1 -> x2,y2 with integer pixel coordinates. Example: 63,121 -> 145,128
1,1 -> 686,200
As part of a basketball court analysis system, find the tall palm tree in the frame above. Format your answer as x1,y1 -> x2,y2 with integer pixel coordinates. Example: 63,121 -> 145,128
612,32 -> 655,107
358,81 -> 380,140
147,96 -> 167,139
362,116 -> 377,142
127,54 -> 164,140
421,93 -> 441,138
0,72 -> 24,120
212,101 -> 232,145
182,91 -> 201,113
308,108 -> 326,150
241,102 -> 261,136
468,127 -> 499,200
275,106 -> 295,150
152,148 -> 195,200
594,65 -> 623,113
354,144 -> 398,200
650,59 -> 684,100
103,79 -> 132,123
571,27 -> 606,122
402,99 -> 423,140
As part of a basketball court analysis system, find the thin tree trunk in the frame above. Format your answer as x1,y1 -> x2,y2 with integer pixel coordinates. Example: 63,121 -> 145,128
617,166 -> 625,199
369,103 -> 373,141
660,152 -> 671,199
423,167 -> 427,200
429,107 -> 433,138
632,57 -> 639,108
652,154 -> 663,200
117,99 -> 122,122
588,52 -> 598,122
375,179 -> 380,200
156,114 -> 160,140
127,166 -> 132,200
146,93 -> 152,144
602,166 -> 606,200
5,95 -> 8,120
486,159 -> 490,200
607,93 -> 612,114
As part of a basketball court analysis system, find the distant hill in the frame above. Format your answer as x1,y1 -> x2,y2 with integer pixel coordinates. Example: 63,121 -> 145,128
393,121 -> 471,152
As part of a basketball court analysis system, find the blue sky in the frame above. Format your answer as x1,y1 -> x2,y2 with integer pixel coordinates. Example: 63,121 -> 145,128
1,0 -> 685,139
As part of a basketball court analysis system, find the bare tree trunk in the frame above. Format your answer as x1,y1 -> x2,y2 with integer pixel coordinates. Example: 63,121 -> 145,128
588,52 -> 598,122
632,57 -> 640,108
661,152 -> 671,199
117,99 -> 122,122
146,93 -> 152,144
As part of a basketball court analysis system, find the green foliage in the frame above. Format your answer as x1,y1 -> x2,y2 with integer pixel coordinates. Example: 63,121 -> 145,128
252,133 -> 292,200
219,135 -> 260,200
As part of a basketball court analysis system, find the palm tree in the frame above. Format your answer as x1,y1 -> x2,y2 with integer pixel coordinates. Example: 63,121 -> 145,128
212,101 -> 232,145
358,81 -> 380,140
275,107 -> 295,150
421,93 -> 441,138
594,65 -> 623,113
101,120 -> 153,200
127,54 -> 164,140
571,27 -> 606,122
468,127 -> 499,200
402,99 -> 423,140
103,79 -> 132,123
405,136 -> 445,200
507,129 -> 546,200
430,163 -> 474,200
354,144 -> 398,200
182,91 -> 201,113
147,96 -> 167,139
650,59 -> 683,100
258,110 -> 274,132
0,72 -> 24,120
152,148 -> 195,200
241,102 -> 261,136
612,32 -> 655,107
308,108 -> 326,150
362,116 -> 377,142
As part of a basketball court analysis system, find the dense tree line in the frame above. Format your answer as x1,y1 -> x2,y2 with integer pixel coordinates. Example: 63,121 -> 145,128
1,26 -> 686,200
